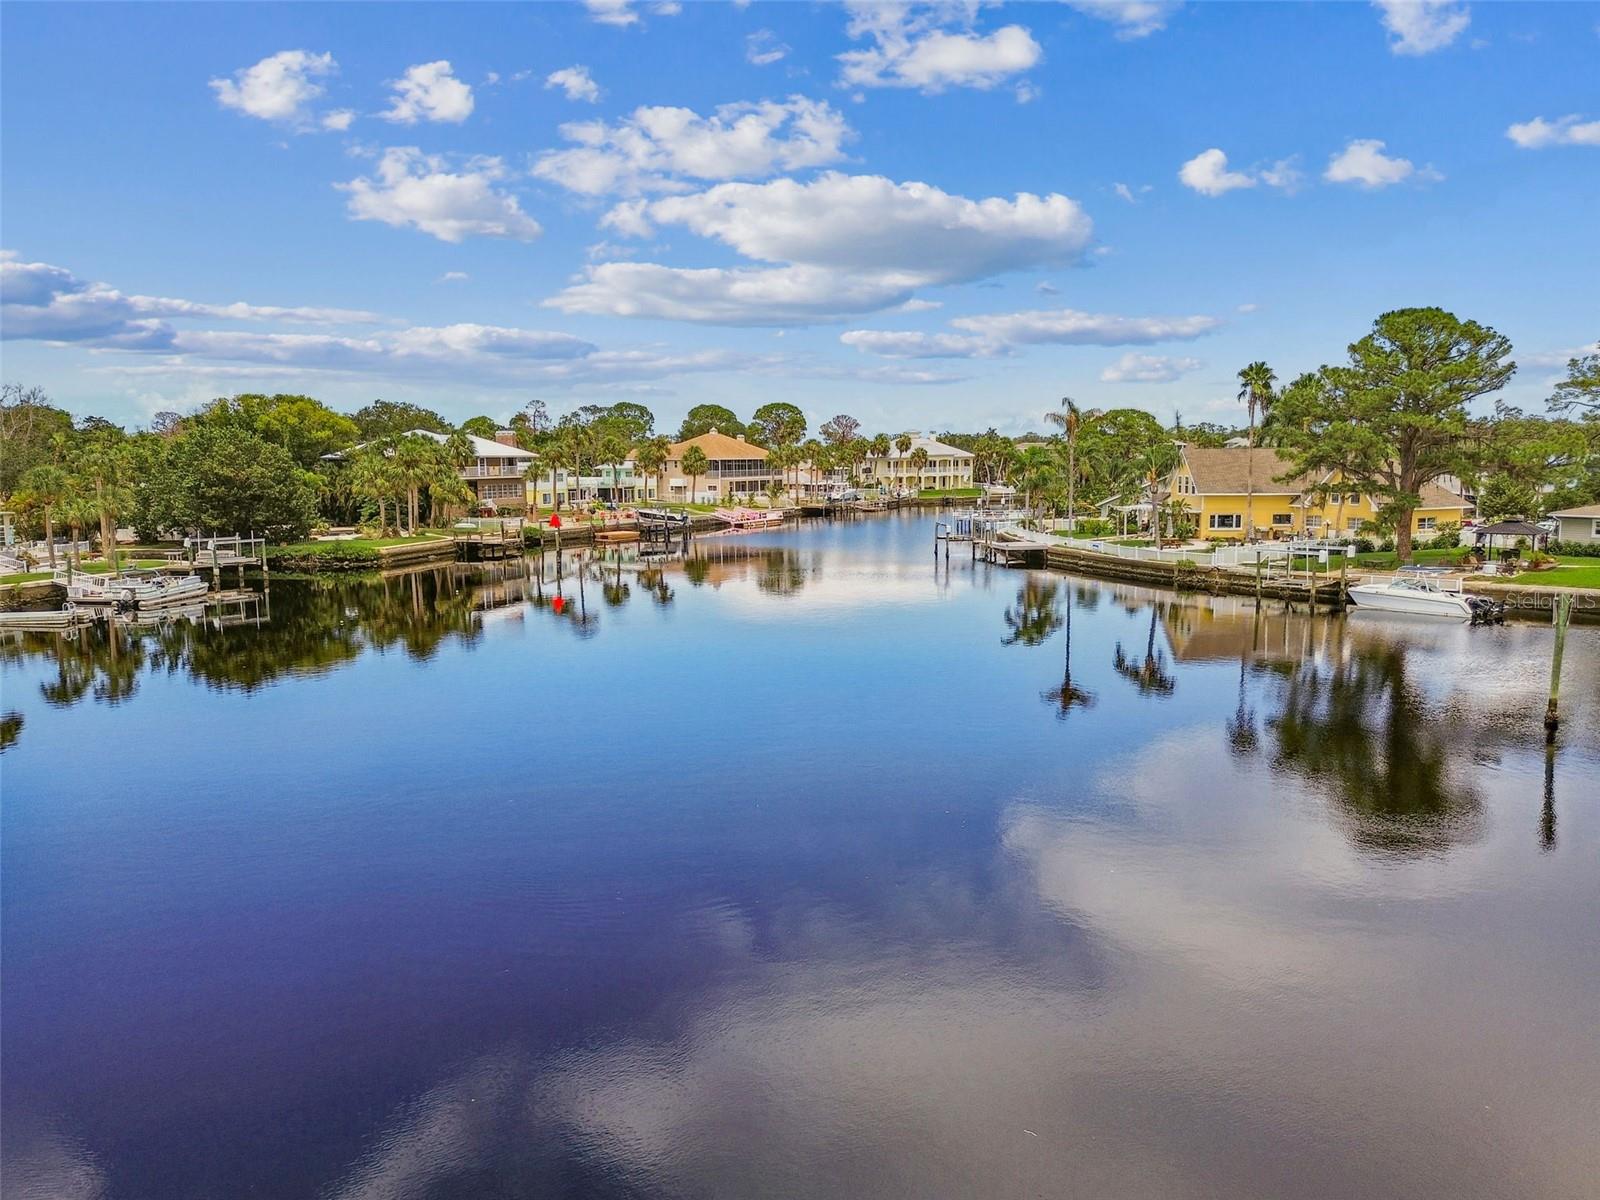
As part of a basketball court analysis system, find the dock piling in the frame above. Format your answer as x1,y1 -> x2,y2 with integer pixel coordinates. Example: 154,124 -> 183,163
1544,593 -> 1573,744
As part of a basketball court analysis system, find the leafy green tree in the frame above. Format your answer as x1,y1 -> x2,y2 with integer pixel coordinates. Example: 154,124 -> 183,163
1549,347 -> 1599,418
681,445 -> 709,504
1045,396 -> 1098,526
162,423 -> 319,539
1236,362 -> 1278,541
603,401 -> 655,442
1273,308 -> 1513,560
352,399 -> 451,440
350,445 -> 403,532
1075,408 -> 1174,504
750,402 -> 806,449
1475,474 -> 1536,521
459,415 -> 499,438
0,384 -> 76,496
678,404 -> 743,441
192,394 -> 360,468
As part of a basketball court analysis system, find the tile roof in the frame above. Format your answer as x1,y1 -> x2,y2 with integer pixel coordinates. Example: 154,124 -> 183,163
667,430 -> 769,460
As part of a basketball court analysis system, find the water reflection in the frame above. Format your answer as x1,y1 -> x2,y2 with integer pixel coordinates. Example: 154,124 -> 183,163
1040,586 -> 1093,719
1112,604 -> 1176,695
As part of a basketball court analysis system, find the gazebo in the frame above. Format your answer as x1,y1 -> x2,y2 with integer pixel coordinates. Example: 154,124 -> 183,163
1473,519 -> 1546,566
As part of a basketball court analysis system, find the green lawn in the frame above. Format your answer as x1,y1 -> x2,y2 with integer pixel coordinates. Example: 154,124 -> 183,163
1503,564 -> 1600,589
2,559 -> 167,585
917,488 -> 982,499
271,535 -> 447,554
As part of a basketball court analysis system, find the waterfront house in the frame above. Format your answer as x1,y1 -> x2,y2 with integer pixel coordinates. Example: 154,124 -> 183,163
1165,446 -> 1473,541
648,430 -> 780,503
329,429 -> 536,513
866,433 -> 975,492
1548,503 -> 1600,545
528,461 -> 648,509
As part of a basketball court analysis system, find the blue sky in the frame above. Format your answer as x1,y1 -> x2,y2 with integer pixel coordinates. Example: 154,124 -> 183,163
2,1 -> 1596,434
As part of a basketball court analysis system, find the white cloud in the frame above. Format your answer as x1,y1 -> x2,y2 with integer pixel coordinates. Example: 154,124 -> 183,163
1373,1 -> 1470,56
1506,114 -> 1600,149
435,271 -> 469,284
1236,302 -> 1258,314
558,173 -> 1092,325
1178,149 -> 1252,196
381,61 -> 475,124
1099,352 -> 1203,382
545,65 -> 601,103
840,329 -> 1002,359
1113,182 -> 1136,203
1063,1 -> 1181,39
583,0 -> 679,26
533,97 -> 853,196
949,307 -> 1221,346
321,109 -> 356,132
209,50 -> 342,131
1259,156 -> 1306,192
338,148 -> 542,242
839,2 -> 1042,92
746,30 -> 790,65
1323,138 -> 1441,188
1,252 -> 384,349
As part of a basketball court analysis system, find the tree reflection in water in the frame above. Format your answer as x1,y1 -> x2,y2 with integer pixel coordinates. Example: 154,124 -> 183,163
1266,641 -> 1484,855
1040,585 -> 1093,719
1113,604 -> 1176,696
1002,578 -> 1063,647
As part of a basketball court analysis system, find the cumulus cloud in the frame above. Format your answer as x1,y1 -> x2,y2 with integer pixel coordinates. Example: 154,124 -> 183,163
532,97 -> 852,196
1178,148 -> 1300,197
949,307 -> 1221,346
1323,138 -> 1442,187
583,0 -> 679,26
840,329 -> 1002,359
746,30 -> 791,65
545,65 -> 601,103
1063,1 -> 1181,39
1,252 -> 384,349
555,172 -> 1094,324
838,1 -> 1042,92
209,49 -> 343,131
1373,0 -> 1470,56
1505,114 -> 1600,149
338,148 -> 542,242
381,61 -> 475,124
1099,352 -> 1203,382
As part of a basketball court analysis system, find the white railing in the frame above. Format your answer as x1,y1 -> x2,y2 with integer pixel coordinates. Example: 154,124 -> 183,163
999,522 -> 1356,571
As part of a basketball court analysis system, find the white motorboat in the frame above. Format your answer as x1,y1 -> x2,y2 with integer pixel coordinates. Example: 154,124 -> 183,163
58,569 -> 210,610
1347,576 -> 1501,622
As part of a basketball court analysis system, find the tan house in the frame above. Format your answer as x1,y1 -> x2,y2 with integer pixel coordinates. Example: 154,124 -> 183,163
1166,446 -> 1473,541
649,429 -> 780,504
1548,503 -> 1600,545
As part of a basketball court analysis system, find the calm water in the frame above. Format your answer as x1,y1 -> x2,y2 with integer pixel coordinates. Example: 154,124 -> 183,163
3,513 -> 1598,1200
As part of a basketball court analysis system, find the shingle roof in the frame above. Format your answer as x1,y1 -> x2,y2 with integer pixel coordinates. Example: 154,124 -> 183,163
1180,447 -> 1311,495
1178,447 -> 1473,509
1550,503 -> 1600,519
667,430 -> 769,461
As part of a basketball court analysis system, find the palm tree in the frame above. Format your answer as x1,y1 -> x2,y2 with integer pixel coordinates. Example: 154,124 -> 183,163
18,463 -> 69,567
1236,361 -> 1277,542
75,432 -> 132,572
635,435 -> 671,506
1013,446 -> 1058,522
1044,396 -> 1096,532
909,446 -> 929,492
682,446 -> 709,505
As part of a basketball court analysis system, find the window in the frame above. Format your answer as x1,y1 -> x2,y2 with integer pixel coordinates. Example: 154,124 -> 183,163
1346,493 -> 1361,506
1272,513 -> 1293,526
1347,518 -> 1366,532
1417,516 -> 1437,532
1209,513 -> 1242,530
1306,515 -> 1323,530
1175,475 -> 1196,495
1592,519 -> 1600,538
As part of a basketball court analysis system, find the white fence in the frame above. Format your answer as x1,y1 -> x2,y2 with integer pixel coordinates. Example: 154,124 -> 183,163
1003,522 -> 1357,571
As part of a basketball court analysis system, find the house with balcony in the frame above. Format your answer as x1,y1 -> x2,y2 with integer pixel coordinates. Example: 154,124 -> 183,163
1165,446 -> 1473,541
327,428 -> 536,513
864,433 -> 975,492
634,430 -> 780,504
527,461 -> 649,509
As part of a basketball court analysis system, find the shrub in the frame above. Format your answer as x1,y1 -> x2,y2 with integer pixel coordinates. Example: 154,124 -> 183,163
1353,537 -> 1377,554
1549,540 -> 1600,558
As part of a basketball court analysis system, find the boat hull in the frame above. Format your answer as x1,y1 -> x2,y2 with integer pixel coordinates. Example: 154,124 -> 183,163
1348,584 -> 1473,619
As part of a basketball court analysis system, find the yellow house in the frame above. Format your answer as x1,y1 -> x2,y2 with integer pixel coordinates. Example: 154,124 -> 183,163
1166,446 -> 1473,541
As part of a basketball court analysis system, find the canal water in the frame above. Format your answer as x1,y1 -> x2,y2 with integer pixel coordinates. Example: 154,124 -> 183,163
3,512 -> 1597,1200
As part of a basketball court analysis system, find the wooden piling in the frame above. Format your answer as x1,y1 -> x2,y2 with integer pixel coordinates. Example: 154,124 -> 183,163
1544,593 -> 1573,744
